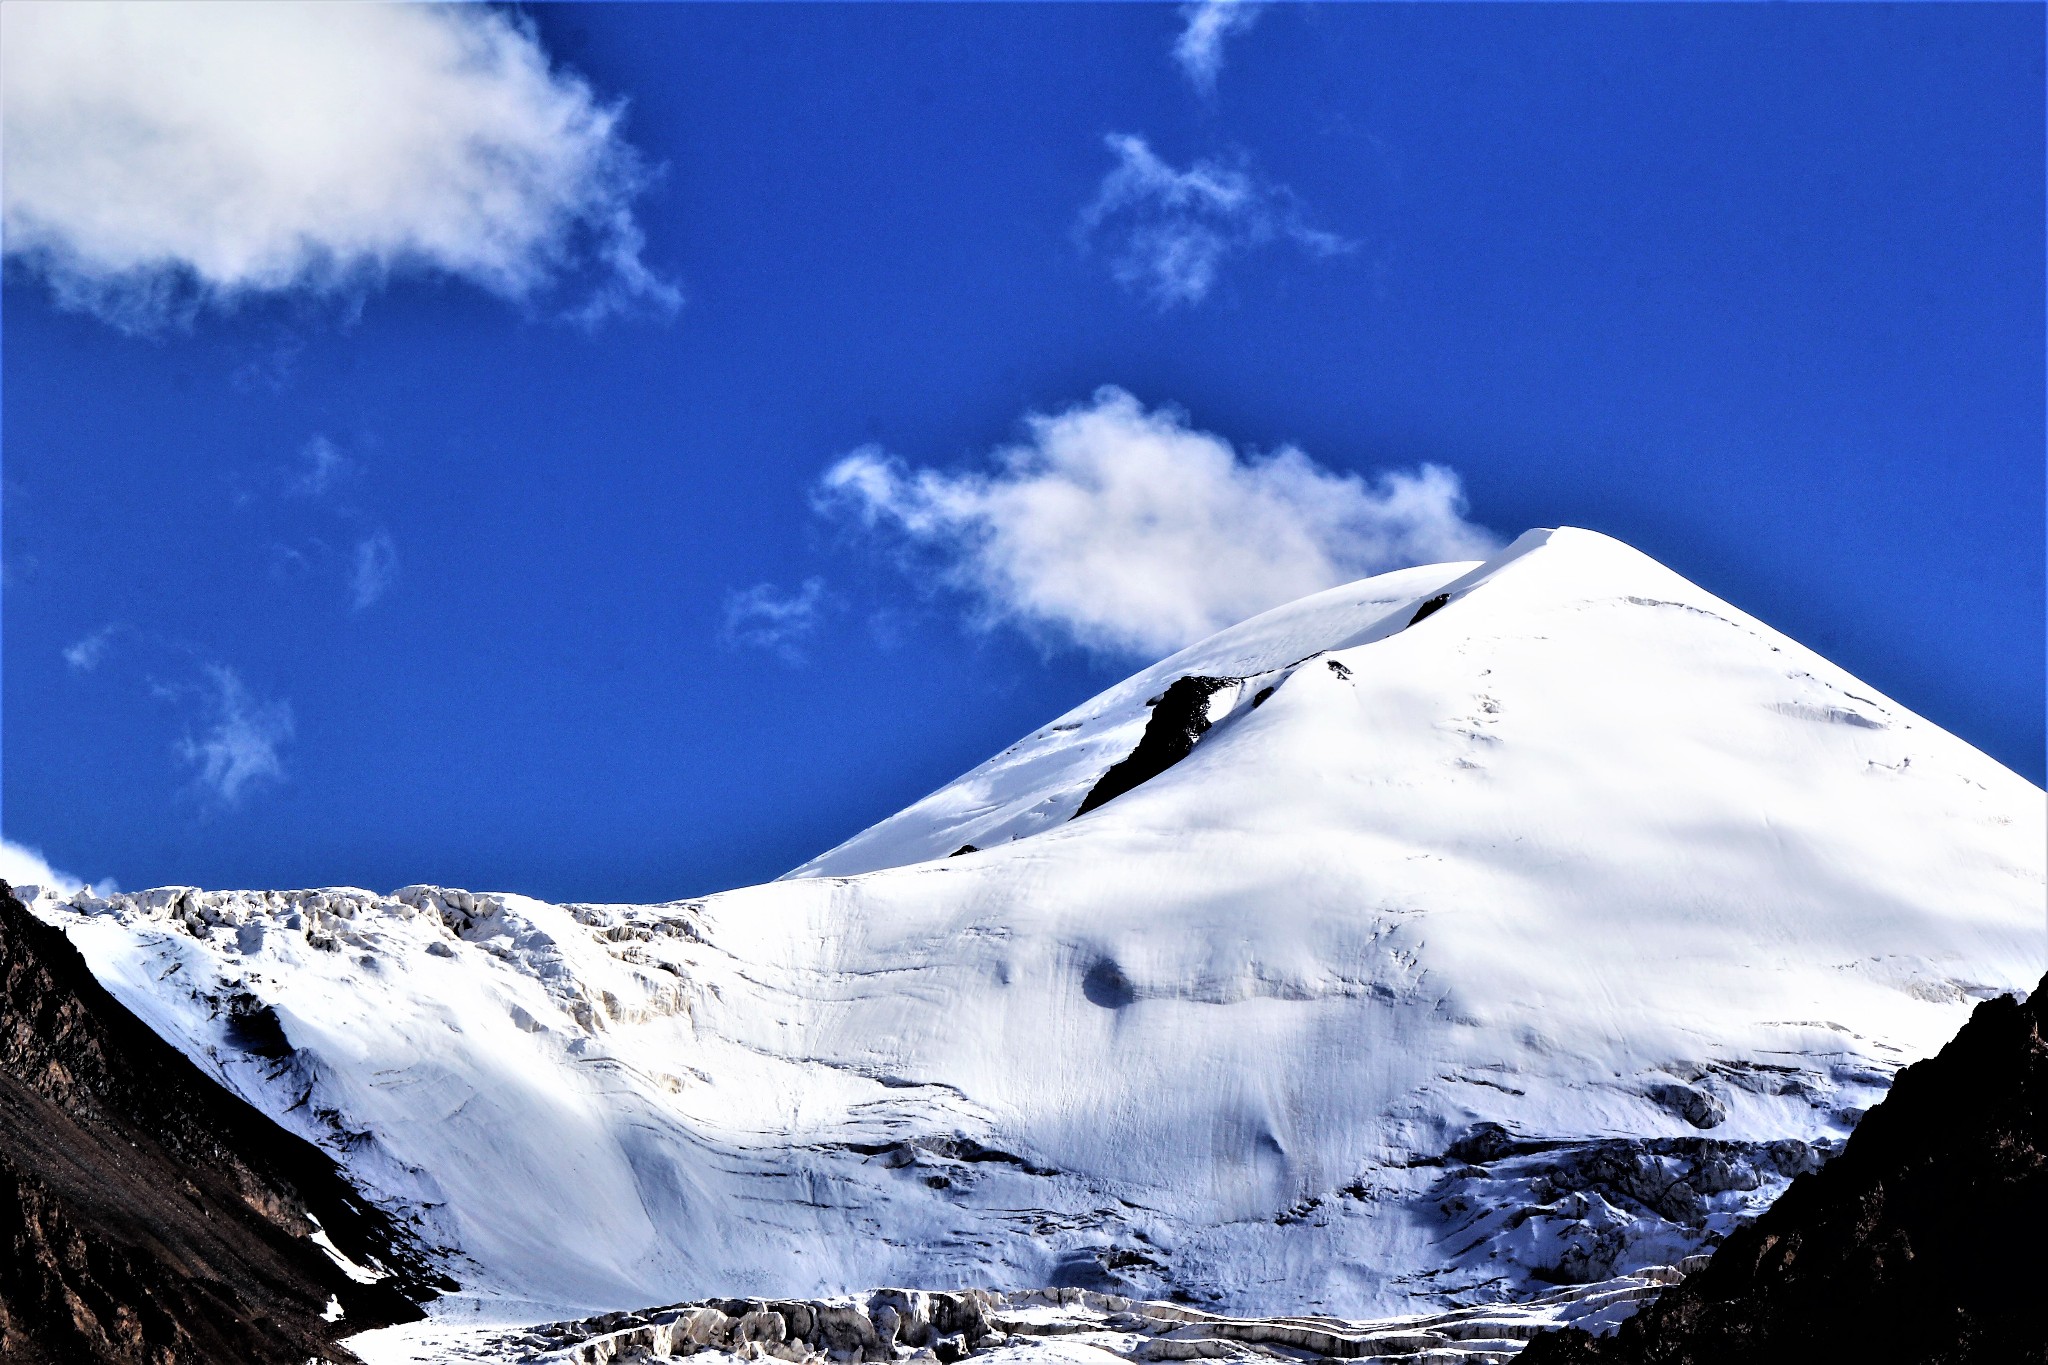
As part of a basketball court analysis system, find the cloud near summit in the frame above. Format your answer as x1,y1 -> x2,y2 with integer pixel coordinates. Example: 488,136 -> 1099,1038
0,2 -> 676,329
819,388 -> 1498,659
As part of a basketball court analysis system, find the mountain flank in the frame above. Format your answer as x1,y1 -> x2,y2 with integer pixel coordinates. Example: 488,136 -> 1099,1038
1521,971 -> 2048,1365
0,881 -> 435,1364
22,531 -> 2041,1315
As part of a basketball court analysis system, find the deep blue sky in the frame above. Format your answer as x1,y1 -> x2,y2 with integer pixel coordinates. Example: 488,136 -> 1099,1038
4,2 -> 2042,902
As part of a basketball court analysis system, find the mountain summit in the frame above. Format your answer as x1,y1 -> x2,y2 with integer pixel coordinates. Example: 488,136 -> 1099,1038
20,528 -> 2043,1324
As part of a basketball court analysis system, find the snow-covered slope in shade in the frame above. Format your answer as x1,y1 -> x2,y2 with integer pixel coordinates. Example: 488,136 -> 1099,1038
21,528 -> 2044,1326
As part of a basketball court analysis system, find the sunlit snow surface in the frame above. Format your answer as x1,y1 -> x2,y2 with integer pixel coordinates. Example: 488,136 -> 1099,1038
23,529 -> 2044,1327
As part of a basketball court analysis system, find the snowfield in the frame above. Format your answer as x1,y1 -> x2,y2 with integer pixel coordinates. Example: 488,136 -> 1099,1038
19,528 -> 2044,1330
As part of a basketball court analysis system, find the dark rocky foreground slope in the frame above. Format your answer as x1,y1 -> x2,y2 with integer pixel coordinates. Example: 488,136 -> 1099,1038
1521,970 -> 2048,1365
0,881 -> 441,1364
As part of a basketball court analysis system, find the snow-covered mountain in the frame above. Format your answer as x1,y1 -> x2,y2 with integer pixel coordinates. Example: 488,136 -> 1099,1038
19,528 -> 2043,1328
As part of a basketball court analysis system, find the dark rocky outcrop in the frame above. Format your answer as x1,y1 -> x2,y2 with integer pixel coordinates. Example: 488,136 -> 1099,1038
1408,593 -> 1451,626
1425,1127 -> 1828,1287
0,881 -> 443,1364
1074,676 -> 1234,818
1521,973 -> 2048,1365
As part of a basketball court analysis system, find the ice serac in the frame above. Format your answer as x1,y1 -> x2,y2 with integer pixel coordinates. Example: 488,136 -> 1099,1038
24,528 -> 2046,1325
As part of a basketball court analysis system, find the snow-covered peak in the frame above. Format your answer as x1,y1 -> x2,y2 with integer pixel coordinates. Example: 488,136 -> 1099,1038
786,523 -> 2022,890
782,553 -> 1491,879
25,526 -> 2044,1324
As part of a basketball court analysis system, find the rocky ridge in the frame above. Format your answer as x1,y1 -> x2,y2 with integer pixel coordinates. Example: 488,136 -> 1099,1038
1519,973 -> 2047,1365
0,881 -> 439,1363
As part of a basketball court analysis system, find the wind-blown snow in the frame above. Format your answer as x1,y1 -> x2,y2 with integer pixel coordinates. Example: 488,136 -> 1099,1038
25,528 -> 2044,1325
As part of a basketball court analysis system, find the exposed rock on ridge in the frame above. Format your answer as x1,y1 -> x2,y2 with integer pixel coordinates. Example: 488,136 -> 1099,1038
1073,675 -> 1234,817
1520,973 -> 2048,1365
0,882 -> 439,1364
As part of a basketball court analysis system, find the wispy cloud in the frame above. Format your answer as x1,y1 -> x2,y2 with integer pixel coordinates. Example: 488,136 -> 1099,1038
171,665 -> 294,807
350,532 -> 401,612
818,387 -> 1498,659
724,578 -> 829,664
62,630 -> 298,810
1173,0 -> 1262,96
286,436 -> 356,500
229,330 -> 306,394
63,624 -> 120,673
262,435 -> 401,612
1077,134 -> 1351,308
0,2 -> 678,331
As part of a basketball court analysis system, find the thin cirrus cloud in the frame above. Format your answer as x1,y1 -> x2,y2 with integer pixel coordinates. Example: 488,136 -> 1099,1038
63,624 -> 120,674
62,628 -> 298,810
0,1 -> 678,331
350,532 -> 401,613
817,387 -> 1499,660
167,664 -> 294,808
724,578 -> 829,665
1077,134 -> 1352,308
1173,0 -> 1263,96
286,436 -> 356,501
270,435 -> 400,613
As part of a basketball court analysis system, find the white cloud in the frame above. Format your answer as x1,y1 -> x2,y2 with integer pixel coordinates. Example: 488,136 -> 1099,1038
287,435 -> 355,500
818,387 -> 1498,658
0,837 -> 113,898
63,624 -> 119,673
0,1 -> 678,330
350,531 -> 400,612
174,665 -> 293,806
1173,0 -> 1262,96
724,578 -> 828,664
1077,134 -> 1351,308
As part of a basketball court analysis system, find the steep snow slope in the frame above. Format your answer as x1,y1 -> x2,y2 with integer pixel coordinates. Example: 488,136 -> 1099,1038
21,529 -> 2044,1327
783,559 -> 1481,878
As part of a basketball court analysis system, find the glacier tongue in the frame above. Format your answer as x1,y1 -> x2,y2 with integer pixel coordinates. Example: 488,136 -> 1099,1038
24,527 -> 2045,1322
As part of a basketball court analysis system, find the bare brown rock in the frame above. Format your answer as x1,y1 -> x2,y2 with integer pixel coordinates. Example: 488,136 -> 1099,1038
1521,972 -> 2048,1365
0,881 -> 442,1363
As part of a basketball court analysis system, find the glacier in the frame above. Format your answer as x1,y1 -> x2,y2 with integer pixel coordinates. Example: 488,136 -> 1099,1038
17,527 -> 2043,1332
